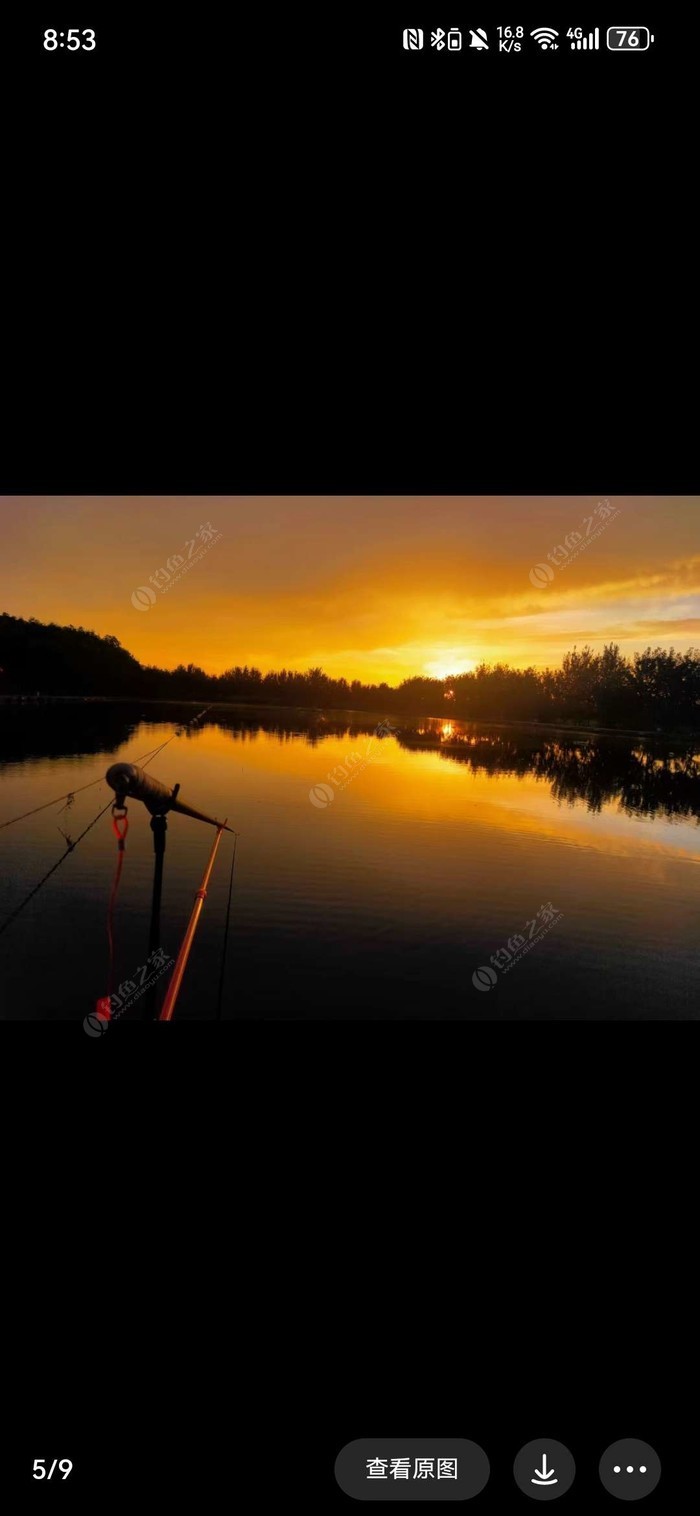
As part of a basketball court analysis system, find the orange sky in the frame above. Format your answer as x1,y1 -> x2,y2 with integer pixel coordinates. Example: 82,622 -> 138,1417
1,496 -> 698,683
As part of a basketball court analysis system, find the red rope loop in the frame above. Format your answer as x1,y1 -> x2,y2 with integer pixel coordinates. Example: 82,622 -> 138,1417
111,805 -> 129,849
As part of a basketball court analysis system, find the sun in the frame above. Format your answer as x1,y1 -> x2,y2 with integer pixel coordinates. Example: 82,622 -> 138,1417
423,655 -> 476,681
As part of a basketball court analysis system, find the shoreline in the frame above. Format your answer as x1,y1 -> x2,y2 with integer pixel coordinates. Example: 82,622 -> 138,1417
0,693 -> 698,744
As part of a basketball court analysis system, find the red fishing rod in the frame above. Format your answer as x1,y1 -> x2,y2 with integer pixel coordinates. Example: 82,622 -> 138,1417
158,821 -> 228,1021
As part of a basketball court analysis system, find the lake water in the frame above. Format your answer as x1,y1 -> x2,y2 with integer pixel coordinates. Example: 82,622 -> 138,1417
1,702 -> 698,1019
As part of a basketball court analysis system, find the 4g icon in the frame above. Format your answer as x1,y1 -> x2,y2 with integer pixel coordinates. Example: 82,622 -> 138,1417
497,26 -> 524,52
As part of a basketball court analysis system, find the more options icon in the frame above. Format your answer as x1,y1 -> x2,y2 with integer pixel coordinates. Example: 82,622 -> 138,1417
599,1440 -> 661,1501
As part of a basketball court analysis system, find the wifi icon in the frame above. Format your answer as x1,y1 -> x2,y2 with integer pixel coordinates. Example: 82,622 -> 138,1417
530,27 -> 559,49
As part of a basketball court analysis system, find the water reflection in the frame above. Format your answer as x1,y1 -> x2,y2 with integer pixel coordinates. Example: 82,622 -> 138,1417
2,702 -> 699,824
393,720 -> 700,823
1,701 -> 698,1020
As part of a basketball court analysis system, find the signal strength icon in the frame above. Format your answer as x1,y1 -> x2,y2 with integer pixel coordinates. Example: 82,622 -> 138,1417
531,27 -> 559,50
571,27 -> 599,49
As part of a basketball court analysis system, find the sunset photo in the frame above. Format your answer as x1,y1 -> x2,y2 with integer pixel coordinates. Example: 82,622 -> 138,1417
1,495 -> 698,1021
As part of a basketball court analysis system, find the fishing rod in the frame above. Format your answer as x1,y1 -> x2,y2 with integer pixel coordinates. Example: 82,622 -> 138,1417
104,762 -> 235,1018
158,821 -> 228,1021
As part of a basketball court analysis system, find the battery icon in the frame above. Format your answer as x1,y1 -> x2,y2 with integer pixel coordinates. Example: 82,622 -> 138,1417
606,27 -> 654,50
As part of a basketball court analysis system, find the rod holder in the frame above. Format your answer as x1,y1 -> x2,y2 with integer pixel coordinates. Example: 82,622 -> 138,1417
105,763 -> 234,831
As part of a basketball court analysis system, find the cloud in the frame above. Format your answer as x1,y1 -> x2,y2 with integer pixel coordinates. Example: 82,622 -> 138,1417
2,497 -> 700,681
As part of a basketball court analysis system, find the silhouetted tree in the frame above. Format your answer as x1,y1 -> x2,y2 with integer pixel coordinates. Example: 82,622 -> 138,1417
2,614 -> 699,732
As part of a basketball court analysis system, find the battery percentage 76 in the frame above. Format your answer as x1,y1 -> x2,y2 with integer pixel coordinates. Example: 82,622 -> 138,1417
606,27 -> 655,49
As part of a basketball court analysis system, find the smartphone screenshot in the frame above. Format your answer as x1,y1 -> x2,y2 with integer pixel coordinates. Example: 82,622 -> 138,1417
1,11 -> 693,1509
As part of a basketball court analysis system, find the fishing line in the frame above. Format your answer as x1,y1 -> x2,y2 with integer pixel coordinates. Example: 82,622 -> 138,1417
0,797 -> 114,940
106,810 -> 129,998
0,709 -> 211,830
0,741 -> 164,830
0,719 -> 212,939
0,772 -> 120,830
215,831 -> 239,1020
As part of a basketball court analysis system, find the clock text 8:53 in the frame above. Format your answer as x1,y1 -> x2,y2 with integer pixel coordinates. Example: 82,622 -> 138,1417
43,29 -> 95,51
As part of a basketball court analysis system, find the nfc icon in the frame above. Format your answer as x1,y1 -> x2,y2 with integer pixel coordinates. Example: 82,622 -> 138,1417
403,29 -> 424,50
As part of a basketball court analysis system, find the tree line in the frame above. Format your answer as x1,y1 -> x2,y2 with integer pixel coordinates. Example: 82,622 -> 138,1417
1,612 -> 699,731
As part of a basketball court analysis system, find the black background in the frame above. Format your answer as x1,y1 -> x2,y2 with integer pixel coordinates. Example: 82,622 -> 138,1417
1,10 -> 695,1507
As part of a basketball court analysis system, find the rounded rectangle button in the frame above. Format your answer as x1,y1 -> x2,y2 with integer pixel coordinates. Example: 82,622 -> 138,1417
335,1440 -> 490,1500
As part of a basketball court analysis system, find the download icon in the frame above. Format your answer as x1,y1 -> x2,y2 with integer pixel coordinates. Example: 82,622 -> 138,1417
513,1440 -> 576,1500
532,1453 -> 558,1486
